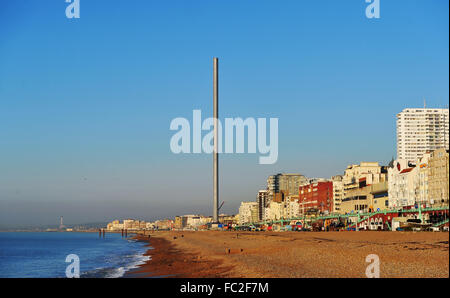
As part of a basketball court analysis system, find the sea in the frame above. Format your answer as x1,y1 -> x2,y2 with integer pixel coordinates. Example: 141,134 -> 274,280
0,232 -> 150,278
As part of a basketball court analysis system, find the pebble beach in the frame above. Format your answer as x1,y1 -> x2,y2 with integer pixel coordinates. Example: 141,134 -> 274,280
127,231 -> 449,278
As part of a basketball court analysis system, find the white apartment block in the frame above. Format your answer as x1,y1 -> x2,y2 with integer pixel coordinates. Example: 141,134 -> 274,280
397,108 -> 449,162
238,202 -> 258,225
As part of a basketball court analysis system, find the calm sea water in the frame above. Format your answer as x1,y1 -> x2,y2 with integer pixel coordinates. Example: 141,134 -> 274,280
0,232 -> 150,278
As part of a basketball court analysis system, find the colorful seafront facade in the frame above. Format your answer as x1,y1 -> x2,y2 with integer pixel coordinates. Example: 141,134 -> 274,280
107,108 -> 449,232
238,108 -> 449,230
238,154 -> 448,231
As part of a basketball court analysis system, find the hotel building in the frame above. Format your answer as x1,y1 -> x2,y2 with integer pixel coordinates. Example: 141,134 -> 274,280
298,179 -> 333,215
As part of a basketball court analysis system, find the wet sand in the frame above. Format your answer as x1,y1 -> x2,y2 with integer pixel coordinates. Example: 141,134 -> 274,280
126,231 -> 449,278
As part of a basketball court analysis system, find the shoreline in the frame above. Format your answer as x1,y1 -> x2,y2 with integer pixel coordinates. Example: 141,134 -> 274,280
125,230 -> 449,278
125,233 -> 233,278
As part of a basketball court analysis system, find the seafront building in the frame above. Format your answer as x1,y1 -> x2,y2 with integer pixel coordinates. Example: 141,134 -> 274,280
428,148 -> 450,207
219,214 -> 238,225
173,215 -> 215,229
396,108 -> 449,162
106,220 -> 124,231
108,214 -> 239,231
298,179 -> 333,215
267,173 -> 308,203
340,180 -> 389,214
106,218 -> 174,231
238,202 -> 259,225
417,154 -> 431,205
265,201 -> 284,221
388,158 -> 420,208
174,216 -> 185,229
388,153 -> 433,208
285,195 -> 301,219
338,162 -> 388,214
342,162 -> 387,195
388,149 -> 449,209
257,190 -> 269,221
107,219 -> 148,231
331,175 -> 344,213
107,219 -> 152,230
261,173 -> 308,221
153,219 -> 174,230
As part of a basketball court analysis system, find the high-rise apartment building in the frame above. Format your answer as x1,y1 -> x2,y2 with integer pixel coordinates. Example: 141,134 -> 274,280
257,189 -> 269,221
396,108 -> 449,162
267,173 -> 308,203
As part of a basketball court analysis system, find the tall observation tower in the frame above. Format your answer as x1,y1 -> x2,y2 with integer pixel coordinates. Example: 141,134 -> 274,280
213,57 -> 219,223
59,216 -> 65,230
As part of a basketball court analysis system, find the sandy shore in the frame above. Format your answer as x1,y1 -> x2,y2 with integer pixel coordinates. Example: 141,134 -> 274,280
126,231 -> 449,278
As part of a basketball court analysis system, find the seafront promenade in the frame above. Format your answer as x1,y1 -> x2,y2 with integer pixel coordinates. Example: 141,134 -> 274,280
128,231 -> 449,278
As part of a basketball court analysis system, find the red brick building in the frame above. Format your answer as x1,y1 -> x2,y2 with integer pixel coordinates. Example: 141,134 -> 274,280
299,181 -> 333,215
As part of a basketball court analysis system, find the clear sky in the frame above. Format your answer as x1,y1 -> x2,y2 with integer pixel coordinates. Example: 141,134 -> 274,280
0,0 -> 448,227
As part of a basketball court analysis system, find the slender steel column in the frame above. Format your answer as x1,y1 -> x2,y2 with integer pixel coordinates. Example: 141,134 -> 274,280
213,57 -> 219,223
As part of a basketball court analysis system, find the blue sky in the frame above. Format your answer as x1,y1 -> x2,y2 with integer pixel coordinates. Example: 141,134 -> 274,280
0,0 -> 448,227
